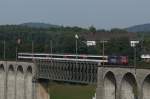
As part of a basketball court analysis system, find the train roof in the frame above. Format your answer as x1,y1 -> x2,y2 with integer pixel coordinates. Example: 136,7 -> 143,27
18,53 -> 108,58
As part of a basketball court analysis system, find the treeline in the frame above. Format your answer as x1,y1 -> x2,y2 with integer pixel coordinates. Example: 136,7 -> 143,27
0,25 -> 149,61
0,25 -> 88,59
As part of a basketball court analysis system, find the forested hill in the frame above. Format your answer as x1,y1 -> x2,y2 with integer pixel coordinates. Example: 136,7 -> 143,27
126,23 -> 150,32
0,25 -> 145,60
0,25 -> 89,59
20,22 -> 59,29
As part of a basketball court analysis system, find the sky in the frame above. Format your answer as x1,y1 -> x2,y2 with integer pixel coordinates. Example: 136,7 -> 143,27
0,0 -> 150,29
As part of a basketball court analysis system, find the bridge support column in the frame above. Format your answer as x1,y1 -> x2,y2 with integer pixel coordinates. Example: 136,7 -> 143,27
36,80 -> 50,99
96,67 -> 104,99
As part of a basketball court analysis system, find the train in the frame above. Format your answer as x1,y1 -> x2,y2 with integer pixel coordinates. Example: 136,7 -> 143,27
18,53 -> 128,65
108,56 -> 128,65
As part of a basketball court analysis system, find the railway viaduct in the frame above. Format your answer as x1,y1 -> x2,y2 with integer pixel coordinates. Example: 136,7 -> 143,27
0,60 -> 150,99
0,61 -> 35,99
96,67 -> 150,99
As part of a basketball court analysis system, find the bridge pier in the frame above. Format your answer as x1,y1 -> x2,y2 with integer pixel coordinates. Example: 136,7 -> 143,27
96,67 -> 104,99
36,79 -> 50,99
142,75 -> 150,99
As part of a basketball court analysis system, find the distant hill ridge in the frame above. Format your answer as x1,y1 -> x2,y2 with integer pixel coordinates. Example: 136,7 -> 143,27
20,22 -> 60,28
126,23 -> 150,32
20,22 -> 150,32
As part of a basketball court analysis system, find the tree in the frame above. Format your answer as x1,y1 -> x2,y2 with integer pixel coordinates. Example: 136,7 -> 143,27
89,25 -> 96,33
105,37 -> 133,56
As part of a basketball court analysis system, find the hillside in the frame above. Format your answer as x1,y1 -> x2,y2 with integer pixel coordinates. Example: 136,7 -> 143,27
0,24 -> 145,60
126,23 -> 150,32
20,22 -> 59,29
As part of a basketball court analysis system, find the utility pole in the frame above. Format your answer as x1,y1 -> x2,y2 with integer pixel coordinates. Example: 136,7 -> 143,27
75,34 -> 79,59
50,40 -> 53,75
75,34 -> 79,80
102,41 -> 105,66
3,40 -> 6,60
32,40 -> 34,61
101,40 -> 107,66
130,40 -> 139,73
134,46 -> 137,69
16,46 -> 18,61
16,38 -> 21,61
50,40 -> 53,57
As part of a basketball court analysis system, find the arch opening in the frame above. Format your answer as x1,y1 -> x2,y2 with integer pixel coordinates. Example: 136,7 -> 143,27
0,64 -> 4,72
0,64 -> 5,99
27,66 -> 32,74
26,66 -> 33,99
143,74 -> 150,99
120,73 -> 138,99
16,65 -> 24,99
7,65 -> 15,99
17,66 -> 23,73
104,71 -> 116,99
8,65 -> 14,72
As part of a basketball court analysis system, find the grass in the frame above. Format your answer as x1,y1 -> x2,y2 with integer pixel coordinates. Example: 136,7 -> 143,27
48,82 -> 96,99
136,61 -> 150,68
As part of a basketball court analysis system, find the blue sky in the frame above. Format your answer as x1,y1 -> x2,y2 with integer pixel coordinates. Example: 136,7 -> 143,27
0,0 -> 150,29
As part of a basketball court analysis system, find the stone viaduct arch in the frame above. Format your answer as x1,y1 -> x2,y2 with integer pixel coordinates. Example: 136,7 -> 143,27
120,73 -> 137,99
7,64 -> 15,99
25,66 -> 33,99
103,71 -> 116,99
0,61 -> 35,99
1,60 -> 150,99
96,67 -> 150,99
16,65 -> 24,99
0,64 -> 5,99
142,74 -> 150,99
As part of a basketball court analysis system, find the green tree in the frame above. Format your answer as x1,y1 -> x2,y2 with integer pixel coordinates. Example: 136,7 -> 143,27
89,26 -> 96,33
105,37 -> 133,56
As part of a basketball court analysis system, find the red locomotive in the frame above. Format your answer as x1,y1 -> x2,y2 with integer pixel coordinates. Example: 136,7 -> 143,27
108,56 -> 128,65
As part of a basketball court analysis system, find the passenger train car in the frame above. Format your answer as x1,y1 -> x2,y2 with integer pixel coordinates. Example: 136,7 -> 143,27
18,53 -> 108,63
18,53 -> 128,65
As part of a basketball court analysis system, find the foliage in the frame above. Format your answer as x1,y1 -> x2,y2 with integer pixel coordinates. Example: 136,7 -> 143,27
0,25 -> 88,59
105,37 -> 133,55
89,26 -> 96,33
0,24 -> 149,62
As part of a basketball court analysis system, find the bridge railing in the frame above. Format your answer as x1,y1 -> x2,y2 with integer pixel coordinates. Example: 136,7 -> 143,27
35,59 -> 98,84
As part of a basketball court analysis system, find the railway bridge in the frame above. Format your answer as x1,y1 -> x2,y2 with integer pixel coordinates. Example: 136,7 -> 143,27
36,59 -> 150,99
0,58 -> 150,99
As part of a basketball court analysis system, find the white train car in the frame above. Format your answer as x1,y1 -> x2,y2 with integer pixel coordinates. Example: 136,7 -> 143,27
18,53 -> 108,63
